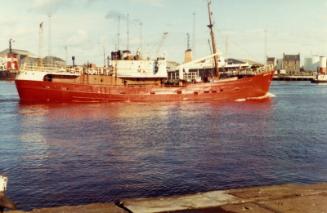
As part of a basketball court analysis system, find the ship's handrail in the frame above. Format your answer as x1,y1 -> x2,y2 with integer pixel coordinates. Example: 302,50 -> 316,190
20,64 -> 82,74
20,64 -> 114,77
224,65 -> 273,74
259,64 -> 274,72
20,64 -> 66,72
180,64 -> 273,83
82,67 -> 112,76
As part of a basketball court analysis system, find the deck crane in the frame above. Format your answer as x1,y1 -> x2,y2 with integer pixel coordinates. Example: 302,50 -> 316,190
155,32 -> 168,58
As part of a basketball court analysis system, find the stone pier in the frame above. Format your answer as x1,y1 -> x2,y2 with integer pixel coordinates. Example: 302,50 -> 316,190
8,183 -> 327,213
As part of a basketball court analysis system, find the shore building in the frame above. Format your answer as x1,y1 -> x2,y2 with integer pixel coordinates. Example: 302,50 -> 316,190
282,53 -> 300,74
304,56 -> 321,72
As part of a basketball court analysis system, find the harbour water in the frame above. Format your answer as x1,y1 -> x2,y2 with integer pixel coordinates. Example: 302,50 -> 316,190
1,81 -> 327,210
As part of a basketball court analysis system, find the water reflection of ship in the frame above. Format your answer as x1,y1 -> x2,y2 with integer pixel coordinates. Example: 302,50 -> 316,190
19,102 -> 174,121
15,0 -> 274,103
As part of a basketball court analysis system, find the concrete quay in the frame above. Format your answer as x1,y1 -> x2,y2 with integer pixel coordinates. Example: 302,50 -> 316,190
8,183 -> 327,213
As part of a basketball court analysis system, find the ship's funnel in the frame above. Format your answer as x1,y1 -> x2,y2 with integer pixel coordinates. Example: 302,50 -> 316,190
184,49 -> 193,63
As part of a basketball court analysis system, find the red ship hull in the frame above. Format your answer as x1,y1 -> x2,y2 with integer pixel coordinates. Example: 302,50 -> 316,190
15,71 -> 274,103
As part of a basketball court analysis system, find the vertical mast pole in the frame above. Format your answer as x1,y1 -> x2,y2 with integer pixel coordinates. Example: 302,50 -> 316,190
126,14 -> 130,50
103,45 -> 106,67
9,39 -> 13,54
225,35 -> 229,58
39,22 -> 44,67
39,22 -> 43,58
48,14 -> 53,66
64,45 -> 68,65
187,33 -> 190,50
264,29 -> 268,63
139,22 -> 143,51
207,0 -> 219,79
117,15 -> 121,50
192,12 -> 196,56
48,15 -> 52,57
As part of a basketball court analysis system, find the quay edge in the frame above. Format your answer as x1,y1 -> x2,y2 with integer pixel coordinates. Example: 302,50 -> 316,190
7,182 -> 327,213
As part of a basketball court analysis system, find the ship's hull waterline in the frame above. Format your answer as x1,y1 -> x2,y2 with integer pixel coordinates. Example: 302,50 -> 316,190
15,71 -> 274,103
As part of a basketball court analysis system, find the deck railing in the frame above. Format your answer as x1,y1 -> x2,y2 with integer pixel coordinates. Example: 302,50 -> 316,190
20,64 -> 113,76
20,64 -> 67,72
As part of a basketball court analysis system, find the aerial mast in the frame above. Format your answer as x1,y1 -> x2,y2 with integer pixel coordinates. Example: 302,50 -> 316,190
207,0 -> 220,79
139,21 -> 143,51
186,33 -> 190,50
117,15 -> 121,50
48,14 -> 52,57
264,29 -> 268,63
39,22 -> 44,66
155,32 -> 168,57
9,39 -> 14,54
64,45 -> 68,65
192,12 -> 196,57
48,14 -> 54,67
225,35 -> 229,58
126,13 -> 130,50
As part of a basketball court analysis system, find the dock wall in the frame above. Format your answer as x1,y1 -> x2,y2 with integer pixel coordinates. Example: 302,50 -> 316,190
8,183 -> 327,213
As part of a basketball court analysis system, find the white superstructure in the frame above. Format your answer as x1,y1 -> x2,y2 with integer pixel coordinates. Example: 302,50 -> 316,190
16,70 -> 80,81
111,59 -> 167,79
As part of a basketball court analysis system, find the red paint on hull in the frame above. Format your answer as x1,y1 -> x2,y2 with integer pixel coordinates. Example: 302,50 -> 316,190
15,72 -> 274,103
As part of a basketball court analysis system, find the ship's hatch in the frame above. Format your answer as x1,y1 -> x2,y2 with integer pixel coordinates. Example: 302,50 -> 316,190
43,74 -> 79,82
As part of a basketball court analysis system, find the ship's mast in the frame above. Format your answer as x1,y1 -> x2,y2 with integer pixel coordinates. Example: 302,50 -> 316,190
207,0 -> 220,79
264,29 -> 268,63
48,14 -> 54,67
39,22 -> 44,67
192,12 -> 196,57
117,15 -> 121,50
9,38 -> 14,54
186,33 -> 190,50
139,21 -> 143,51
126,13 -> 130,50
64,45 -> 68,65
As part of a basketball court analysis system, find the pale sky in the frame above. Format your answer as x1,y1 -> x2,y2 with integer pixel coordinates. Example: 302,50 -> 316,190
1,0 -> 327,65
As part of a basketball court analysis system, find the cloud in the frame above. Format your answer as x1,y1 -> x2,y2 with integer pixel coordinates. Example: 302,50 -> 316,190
105,11 -> 128,20
0,18 -> 19,28
30,0 -> 68,15
67,30 -> 89,47
29,0 -> 91,15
